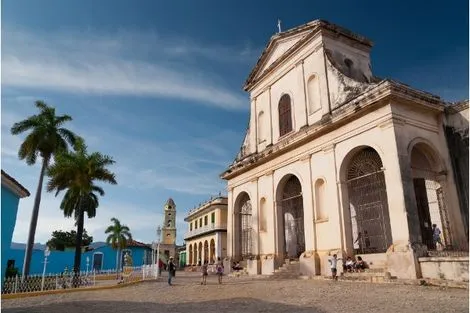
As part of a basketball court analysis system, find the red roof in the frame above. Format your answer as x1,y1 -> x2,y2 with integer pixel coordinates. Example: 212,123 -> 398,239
127,239 -> 150,248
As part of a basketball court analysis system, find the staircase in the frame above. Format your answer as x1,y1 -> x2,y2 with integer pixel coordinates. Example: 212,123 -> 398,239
270,259 -> 300,279
339,268 -> 396,283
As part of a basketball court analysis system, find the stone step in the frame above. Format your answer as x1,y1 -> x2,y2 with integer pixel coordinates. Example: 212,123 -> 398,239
342,271 -> 389,278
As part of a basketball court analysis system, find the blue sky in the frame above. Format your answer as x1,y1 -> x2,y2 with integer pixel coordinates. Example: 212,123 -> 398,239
1,0 -> 468,246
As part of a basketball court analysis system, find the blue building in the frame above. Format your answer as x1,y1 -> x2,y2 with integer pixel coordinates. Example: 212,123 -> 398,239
1,170 -> 30,283
5,240 -> 153,275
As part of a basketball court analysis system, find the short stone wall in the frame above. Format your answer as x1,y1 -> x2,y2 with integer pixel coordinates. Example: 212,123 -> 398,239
418,256 -> 469,282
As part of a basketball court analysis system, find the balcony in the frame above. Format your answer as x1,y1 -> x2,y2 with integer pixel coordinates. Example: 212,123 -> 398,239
184,223 -> 227,240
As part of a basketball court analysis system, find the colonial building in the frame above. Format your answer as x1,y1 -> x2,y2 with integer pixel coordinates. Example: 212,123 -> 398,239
220,19 -> 469,279
184,196 -> 228,265
1,170 -> 30,284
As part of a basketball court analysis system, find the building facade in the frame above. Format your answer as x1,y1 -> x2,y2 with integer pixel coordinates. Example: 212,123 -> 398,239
5,240 -> 152,275
220,20 -> 468,279
1,170 -> 30,283
184,196 -> 228,265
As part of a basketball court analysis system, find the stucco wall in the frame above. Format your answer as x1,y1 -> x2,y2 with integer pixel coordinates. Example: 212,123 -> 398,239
419,256 -> 469,282
4,245 -> 150,275
1,186 -> 20,281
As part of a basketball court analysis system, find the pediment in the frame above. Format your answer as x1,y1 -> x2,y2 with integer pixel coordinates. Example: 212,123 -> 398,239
254,31 -> 310,80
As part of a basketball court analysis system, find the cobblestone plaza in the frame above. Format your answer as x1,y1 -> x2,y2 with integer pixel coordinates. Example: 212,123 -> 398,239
2,273 -> 468,313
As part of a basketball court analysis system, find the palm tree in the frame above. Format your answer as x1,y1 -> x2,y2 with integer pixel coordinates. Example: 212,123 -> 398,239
11,101 -> 78,277
105,218 -> 133,277
47,138 -> 117,275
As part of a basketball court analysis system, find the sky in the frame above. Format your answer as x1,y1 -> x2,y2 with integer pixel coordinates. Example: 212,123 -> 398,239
1,0 -> 468,246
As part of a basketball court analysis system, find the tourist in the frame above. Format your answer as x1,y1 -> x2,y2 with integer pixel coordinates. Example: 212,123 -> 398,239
201,260 -> 208,285
355,256 -> 366,272
432,224 -> 443,249
216,257 -> 224,284
344,256 -> 355,272
328,254 -> 342,281
168,256 -> 176,286
232,262 -> 242,271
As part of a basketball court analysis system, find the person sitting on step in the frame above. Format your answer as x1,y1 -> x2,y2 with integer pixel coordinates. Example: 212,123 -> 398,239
355,256 -> 366,272
232,262 -> 242,271
344,256 -> 355,272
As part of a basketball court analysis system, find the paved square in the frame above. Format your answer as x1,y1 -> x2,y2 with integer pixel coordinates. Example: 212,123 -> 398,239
2,273 -> 468,313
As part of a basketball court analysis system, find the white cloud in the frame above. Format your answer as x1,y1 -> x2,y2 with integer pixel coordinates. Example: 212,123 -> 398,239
12,190 -> 187,245
2,28 -> 251,110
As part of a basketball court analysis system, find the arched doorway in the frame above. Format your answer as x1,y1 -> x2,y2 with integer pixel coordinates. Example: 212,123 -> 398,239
198,242 -> 202,265
345,147 -> 392,254
188,244 -> 193,266
410,142 -> 451,250
210,239 -> 216,263
277,175 -> 305,259
203,241 -> 209,263
234,192 -> 253,260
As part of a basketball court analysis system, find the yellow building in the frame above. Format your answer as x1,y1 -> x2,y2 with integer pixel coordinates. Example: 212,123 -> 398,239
184,196 -> 227,265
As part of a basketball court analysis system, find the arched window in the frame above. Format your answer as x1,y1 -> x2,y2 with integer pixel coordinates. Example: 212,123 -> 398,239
314,179 -> 327,220
307,75 -> 321,113
237,194 -> 253,258
278,94 -> 293,137
259,197 -> 267,232
258,111 -> 265,143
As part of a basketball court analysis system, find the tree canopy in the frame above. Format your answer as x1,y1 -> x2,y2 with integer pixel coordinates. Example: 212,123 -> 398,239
46,229 -> 94,251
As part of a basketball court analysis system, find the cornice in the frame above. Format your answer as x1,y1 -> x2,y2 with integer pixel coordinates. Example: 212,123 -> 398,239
221,81 -> 446,181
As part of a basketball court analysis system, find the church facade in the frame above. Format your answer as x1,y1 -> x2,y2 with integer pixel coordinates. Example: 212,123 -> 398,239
220,20 -> 468,279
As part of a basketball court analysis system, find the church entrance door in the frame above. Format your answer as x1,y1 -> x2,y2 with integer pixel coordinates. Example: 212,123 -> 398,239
278,175 -> 305,259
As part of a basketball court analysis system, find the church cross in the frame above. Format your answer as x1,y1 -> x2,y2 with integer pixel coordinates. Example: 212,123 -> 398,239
277,19 -> 282,33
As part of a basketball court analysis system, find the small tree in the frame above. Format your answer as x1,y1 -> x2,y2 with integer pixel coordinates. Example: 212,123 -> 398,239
105,218 -> 132,278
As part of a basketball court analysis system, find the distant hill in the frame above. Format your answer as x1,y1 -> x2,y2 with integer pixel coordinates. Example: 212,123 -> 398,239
11,241 -> 108,251
11,242 -> 47,250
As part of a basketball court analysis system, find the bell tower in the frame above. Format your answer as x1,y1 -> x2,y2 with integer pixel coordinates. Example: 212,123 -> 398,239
162,198 -> 177,245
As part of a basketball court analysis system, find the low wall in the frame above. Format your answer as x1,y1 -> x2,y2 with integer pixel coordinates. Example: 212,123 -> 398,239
418,256 -> 469,282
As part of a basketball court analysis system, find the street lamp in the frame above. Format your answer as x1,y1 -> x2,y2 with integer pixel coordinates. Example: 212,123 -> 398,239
41,247 -> 50,291
156,226 -> 162,279
152,241 -> 157,274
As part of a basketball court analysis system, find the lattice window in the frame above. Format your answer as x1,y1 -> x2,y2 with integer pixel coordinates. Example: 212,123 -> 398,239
282,175 -> 302,199
347,147 -> 383,180
347,148 -> 392,254
278,94 -> 293,137
239,197 -> 253,258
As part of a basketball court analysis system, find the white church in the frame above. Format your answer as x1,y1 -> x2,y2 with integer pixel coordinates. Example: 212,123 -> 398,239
220,19 -> 468,280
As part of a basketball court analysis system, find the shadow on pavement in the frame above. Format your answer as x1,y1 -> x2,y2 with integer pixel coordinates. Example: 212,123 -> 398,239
2,298 -> 327,313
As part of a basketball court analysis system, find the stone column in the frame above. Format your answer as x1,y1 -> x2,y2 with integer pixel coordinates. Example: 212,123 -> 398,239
227,188 -> 234,258
381,119 -> 421,279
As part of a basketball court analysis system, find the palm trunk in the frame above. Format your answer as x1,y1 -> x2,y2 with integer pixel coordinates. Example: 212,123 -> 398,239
22,156 -> 49,278
115,248 -> 120,279
73,195 -> 85,287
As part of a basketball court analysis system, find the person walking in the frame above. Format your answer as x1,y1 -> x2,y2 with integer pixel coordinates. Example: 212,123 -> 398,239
432,224 -> 443,249
216,257 -> 224,284
167,256 -> 176,286
201,260 -> 208,285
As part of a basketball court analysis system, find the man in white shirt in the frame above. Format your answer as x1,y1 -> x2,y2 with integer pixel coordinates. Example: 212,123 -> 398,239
328,254 -> 342,281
